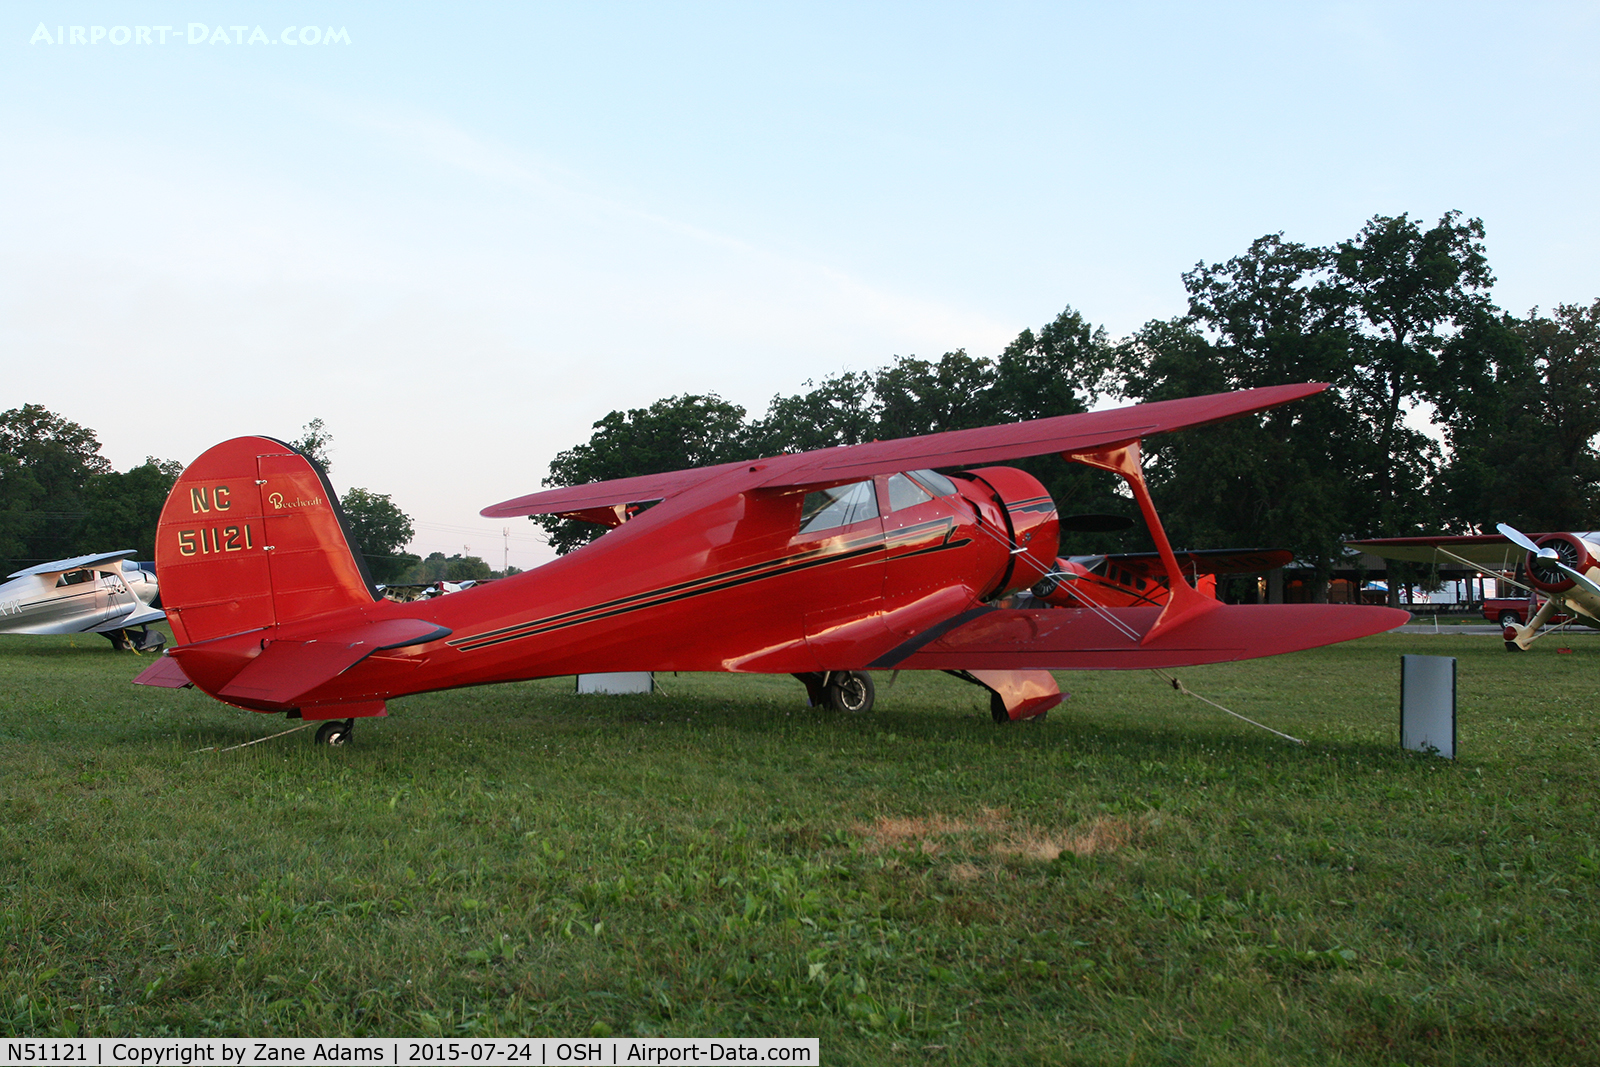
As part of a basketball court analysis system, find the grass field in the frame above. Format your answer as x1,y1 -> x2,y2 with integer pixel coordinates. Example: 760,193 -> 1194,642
1,629 -> 1598,1064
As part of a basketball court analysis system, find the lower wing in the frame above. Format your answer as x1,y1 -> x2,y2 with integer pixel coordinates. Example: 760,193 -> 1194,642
885,603 -> 1409,671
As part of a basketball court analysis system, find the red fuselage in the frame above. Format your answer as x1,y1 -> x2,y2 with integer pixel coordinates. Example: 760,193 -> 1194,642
167,464 -> 1059,714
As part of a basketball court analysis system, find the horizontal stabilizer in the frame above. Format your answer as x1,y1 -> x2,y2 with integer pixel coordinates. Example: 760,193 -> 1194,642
884,603 -> 1409,672
133,654 -> 194,689
219,618 -> 451,706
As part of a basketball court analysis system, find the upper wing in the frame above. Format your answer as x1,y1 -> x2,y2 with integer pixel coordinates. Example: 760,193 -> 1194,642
481,459 -> 758,518
6,549 -> 137,579
752,383 -> 1325,487
1346,534 -> 1530,569
483,383 -> 1327,518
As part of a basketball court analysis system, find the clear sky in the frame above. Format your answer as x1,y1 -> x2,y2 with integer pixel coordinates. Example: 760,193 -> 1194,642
4,2 -> 1596,569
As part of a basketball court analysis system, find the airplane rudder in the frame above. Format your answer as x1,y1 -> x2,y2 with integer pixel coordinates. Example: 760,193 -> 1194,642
254,444 -> 379,620
157,437 -> 282,644
156,437 -> 375,644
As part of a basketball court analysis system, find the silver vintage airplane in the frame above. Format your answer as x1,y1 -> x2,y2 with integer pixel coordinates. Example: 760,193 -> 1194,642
0,550 -> 166,651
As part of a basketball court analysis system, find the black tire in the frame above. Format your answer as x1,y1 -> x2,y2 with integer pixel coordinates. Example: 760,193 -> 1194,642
314,719 -> 354,746
1505,640 -> 1522,653
825,672 -> 875,714
1498,611 -> 1520,627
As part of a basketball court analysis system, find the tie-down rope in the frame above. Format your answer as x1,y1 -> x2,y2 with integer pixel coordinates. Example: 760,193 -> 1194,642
1150,668 -> 1305,745
194,721 -> 315,754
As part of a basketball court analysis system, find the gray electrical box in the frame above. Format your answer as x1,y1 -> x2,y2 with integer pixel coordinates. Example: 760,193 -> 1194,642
576,672 -> 654,695
1400,655 -> 1456,759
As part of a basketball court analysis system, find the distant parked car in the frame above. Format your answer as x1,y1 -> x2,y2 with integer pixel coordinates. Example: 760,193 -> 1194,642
1482,597 -> 1571,627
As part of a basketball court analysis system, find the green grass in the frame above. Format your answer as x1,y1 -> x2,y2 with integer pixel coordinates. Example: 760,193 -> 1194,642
2,630 -> 1599,1065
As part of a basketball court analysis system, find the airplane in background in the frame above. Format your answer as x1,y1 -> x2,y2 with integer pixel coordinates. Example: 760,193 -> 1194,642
380,579 -> 493,602
0,551 -> 166,651
1349,526 -> 1600,650
1029,548 -> 1296,610
133,383 -> 1407,745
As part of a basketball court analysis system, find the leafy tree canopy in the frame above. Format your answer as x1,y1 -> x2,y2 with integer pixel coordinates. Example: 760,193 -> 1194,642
1444,300 -> 1600,531
1114,211 -> 1512,595
292,417 -> 334,473
0,405 -> 179,568
395,552 -> 493,584
342,487 -> 417,583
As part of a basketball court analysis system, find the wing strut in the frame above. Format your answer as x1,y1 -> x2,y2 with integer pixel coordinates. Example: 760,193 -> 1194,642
1062,439 -> 1219,644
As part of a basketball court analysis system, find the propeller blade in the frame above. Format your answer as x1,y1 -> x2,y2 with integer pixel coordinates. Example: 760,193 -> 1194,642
1058,513 -> 1135,533
1552,560 -> 1600,601
1496,523 -> 1558,559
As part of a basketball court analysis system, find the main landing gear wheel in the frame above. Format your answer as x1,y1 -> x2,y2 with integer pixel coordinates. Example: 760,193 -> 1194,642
314,719 -> 355,746
825,671 -> 875,714
1503,624 -> 1523,653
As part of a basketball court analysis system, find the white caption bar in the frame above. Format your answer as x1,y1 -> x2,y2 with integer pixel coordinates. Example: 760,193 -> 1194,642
3,1038 -> 820,1066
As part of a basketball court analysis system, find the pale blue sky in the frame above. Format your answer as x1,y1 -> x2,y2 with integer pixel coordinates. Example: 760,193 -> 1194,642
4,3 -> 1596,566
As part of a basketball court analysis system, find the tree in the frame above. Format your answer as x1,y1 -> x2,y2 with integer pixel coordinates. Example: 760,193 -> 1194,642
1444,301 -> 1600,531
0,405 -> 112,566
1328,211 -> 1496,535
0,452 -> 43,566
1115,233 -> 1358,579
397,552 -> 493,584
1114,213 -> 1503,596
1113,316 -> 1352,574
292,418 -> 334,473
342,487 -> 417,583
872,350 -> 998,439
746,371 -> 877,455
987,307 -> 1128,551
79,459 -> 184,560
991,305 -> 1111,420
537,394 -> 752,554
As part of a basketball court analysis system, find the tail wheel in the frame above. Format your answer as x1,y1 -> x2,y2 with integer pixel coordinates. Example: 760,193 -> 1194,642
825,672 -> 875,714
314,719 -> 354,746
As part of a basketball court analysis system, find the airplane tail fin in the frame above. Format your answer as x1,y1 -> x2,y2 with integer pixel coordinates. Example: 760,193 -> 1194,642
155,436 -> 378,645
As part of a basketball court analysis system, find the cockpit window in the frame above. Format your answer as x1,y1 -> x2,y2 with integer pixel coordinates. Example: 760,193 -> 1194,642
886,473 -> 933,512
908,469 -> 959,496
55,569 -> 92,587
799,481 -> 878,533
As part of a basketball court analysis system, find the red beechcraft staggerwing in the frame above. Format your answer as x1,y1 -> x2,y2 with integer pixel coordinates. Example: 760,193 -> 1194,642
1029,548 -> 1296,610
135,383 -> 1408,743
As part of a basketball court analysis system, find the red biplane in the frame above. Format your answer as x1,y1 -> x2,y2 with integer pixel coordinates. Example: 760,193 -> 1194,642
135,383 -> 1407,743
1029,548 -> 1296,610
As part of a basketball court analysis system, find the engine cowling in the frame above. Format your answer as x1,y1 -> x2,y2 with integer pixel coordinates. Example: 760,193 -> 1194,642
953,466 -> 1061,599
1525,533 -> 1600,593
